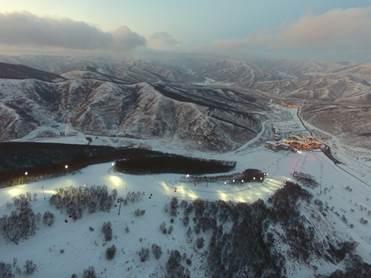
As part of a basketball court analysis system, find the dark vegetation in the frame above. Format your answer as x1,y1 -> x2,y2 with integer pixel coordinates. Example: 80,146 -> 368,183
165,250 -> 190,278
0,259 -> 37,277
292,171 -> 319,188
0,195 -> 55,244
0,142 -> 132,187
164,181 -> 366,278
82,266 -> 97,278
42,211 -> 55,226
105,245 -> 116,260
102,222 -> 113,241
0,142 -> 235,186
49,186 -> 117,220
0,195 -> 36,244
138,247 -> 150,262
327,255 -> 371,277
114,152 -> 235,175
151,244 -> 162,260
0,62 -> 62,82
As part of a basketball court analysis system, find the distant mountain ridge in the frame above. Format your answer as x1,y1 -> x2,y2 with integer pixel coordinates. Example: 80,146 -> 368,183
0,61 -> 265,151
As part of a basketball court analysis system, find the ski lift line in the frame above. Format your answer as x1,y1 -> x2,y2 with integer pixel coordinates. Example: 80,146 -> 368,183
316,152 -> 371,189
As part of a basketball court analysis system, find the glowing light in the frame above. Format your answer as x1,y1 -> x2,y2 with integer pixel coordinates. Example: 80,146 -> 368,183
43,190 -> 57,195
232,179 -> 235,183
105,175 -> 126,188
64,164 -> 69,169
217,191 -> 228,201
186,174 -> 190,178
7,186 -> 26,197
24,171 -> 28,176
253,177 -> 256,180
111,162 -> 116,166
242,180 -> 244,183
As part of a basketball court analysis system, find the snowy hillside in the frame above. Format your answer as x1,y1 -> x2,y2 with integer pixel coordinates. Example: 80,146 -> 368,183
0,62 -> 265,151
1,105 -> 371,277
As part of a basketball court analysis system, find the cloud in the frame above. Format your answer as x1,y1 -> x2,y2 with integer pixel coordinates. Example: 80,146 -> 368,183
216,6 -> 371,54
0,12 -> 146,51
148,32 -> 179,50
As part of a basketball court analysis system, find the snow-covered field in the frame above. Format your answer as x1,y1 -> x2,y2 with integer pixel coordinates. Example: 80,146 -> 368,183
1,105 -> 371,277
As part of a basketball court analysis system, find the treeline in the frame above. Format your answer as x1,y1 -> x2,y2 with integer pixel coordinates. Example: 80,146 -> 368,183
0,143 -> 236,187
114,152 -> 236,175
0,194 -> 55,244
162,181 -> 366,278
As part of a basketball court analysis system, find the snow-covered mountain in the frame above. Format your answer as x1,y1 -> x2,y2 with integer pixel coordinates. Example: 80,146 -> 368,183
0,62 -> 265,151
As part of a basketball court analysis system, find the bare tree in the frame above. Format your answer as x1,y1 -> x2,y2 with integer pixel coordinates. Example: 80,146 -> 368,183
102,222 -> 112,241
42,211 -> 55,226
105,245 -> 117,260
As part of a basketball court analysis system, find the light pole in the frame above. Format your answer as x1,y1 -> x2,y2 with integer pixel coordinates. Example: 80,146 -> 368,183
117,197 -> 123,216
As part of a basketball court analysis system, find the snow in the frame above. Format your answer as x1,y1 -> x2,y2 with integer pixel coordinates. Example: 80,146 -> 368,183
1,104 -> 371,277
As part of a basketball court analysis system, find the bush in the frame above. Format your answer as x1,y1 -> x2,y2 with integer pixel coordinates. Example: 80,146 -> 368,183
151,244 -> 162,260
42,211 -> 55,226
160,222 -> 167,234
166,250 -> 190,278
23,260 -> 37,275
106,245 -> 117,260
134,209 -> 145,217
82,266 -> 97,278
49,186 -> 117,219
170,197 -> 178,217
0,261 -> 14,278
196,237 -> 204,249
0,195 -> 37,244
138,248 -> 150,262
102,222 -> 112,241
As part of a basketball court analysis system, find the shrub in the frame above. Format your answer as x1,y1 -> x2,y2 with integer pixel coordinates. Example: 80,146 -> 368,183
170,197 -> 178,217
23,260 -> 37,275
102,222 -> 112,241
82,266 -> 97,278
196,237 -> 204,249
49,186 -> 117,219
152,244 -> 162,260
42,211 -> 55,226
134,209 -> 146,217
138,248 -> 150,262
160,222 -> 167,234
0,195 -> 37,244
166,250 -> 190,278
106,245 -> 117,260
0,261 -> 14,278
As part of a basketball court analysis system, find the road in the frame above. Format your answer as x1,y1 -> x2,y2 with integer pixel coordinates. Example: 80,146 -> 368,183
296,107 -> 371,187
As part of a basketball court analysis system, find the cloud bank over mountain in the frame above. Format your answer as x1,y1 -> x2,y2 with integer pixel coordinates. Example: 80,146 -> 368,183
0,12 -> 146,51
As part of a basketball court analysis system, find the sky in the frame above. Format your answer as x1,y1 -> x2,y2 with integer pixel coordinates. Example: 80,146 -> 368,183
1,0 -> 371,60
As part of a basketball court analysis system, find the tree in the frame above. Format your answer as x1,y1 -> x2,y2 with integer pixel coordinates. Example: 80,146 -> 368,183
0,262 -> 14,278
106,245 -> 116,260
23,260 -> 37,275
152,244 -> 162,260
1,196 -> 36,244
42,211 -> 55,226
102,222 -> 112,241
196,237 -> 204,249
134,209 -> 146,217
170,197 -> 179,217
82,266 -> 97,278
138,248 -> 150,262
